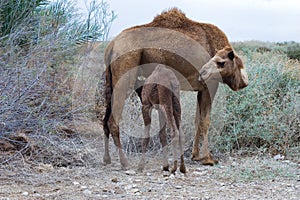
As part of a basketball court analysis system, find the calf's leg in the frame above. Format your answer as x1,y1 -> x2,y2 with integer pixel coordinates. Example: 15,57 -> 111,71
161,104 -> 179,174
179,129 -> 186,173
138,104 -> 152,172
172,94 -> 186,173
158,109 -> 169,171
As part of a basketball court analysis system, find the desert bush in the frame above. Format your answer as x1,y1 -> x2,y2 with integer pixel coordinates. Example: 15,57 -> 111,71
233,41 -> 300,61
284,42 -> 300,61
210,48 -> 300,155
0,0 -> 115,163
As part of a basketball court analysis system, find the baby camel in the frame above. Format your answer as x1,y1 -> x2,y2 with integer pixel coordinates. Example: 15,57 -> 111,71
138,64 -> 186,174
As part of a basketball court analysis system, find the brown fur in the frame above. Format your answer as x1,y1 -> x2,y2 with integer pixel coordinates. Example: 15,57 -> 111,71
102,8 -> 249,169
128,8 -> 230,57
138,64 -> 186,174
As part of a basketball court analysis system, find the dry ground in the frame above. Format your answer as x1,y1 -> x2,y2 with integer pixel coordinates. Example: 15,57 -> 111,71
0,133 -> 299,200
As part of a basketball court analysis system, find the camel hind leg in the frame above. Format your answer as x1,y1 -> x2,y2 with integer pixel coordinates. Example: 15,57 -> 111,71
107,50 -> 142,170
158,109 -> 169,171
138,104 -> 152,172
160,103 -> 179,174
103,104 -> 112,165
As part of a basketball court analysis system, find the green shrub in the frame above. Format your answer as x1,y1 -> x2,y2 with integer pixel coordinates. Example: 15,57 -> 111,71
285,42 -> 300,60
210,49 -> 300,155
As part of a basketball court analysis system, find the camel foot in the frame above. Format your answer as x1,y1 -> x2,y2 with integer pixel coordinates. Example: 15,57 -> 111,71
137,160 -> 145,173
103,155 -> 111,165
191,155 -> 218,166
120,159 -> 130,170
170,167 -> 177,174
162,164 -> 169,172
170,160 -> 178,174
121,164 -> 130,171
180,164 -> 186,173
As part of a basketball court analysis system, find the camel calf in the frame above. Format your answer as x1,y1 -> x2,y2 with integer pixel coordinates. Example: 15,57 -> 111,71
138,64 -> 186,174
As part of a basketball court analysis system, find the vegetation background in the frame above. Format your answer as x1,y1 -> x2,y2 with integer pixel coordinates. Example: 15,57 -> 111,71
0,0 -> 299,167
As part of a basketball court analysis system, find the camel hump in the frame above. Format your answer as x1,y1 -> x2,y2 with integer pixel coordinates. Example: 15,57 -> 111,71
151,8 -> 188,28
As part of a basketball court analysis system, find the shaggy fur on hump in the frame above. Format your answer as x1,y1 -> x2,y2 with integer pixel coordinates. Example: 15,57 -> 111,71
127,7 -> 230,57
150,8 -> 189,29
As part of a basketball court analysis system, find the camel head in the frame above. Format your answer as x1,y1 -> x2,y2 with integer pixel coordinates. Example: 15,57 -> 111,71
199,46 -> 249,91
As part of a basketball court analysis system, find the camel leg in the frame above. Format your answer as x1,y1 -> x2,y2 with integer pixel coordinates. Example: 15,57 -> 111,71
161,104 -> 178,174
179,129 -> 186,173
158,109 -> 169,171
192,83 -> 218,165
108,115 -> 129,170
171,129 -> 179,174
138,105 -> 151,172
103,104 -> 111,165
109,80 -> 132,170
172,94 -> 186,173
104,49 -> 142,170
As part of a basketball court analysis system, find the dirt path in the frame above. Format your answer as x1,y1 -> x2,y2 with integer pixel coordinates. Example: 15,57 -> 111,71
0,134 -> 299,199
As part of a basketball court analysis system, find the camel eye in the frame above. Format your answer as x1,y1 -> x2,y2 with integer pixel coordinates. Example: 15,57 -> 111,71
217,62 -> 225,68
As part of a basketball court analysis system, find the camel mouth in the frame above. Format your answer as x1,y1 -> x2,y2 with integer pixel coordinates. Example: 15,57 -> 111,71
199,69 -> 211,82
199,74 -> 208,82
199,72 -> 219,83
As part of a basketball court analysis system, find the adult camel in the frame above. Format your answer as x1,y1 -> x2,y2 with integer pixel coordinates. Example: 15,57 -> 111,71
102,8 -> 249,170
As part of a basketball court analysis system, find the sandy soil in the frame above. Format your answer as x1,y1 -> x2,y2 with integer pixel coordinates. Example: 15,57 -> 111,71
0,135 -> 299,200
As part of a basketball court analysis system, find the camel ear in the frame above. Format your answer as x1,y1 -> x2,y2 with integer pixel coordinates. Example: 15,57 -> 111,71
228,51 -> 234,60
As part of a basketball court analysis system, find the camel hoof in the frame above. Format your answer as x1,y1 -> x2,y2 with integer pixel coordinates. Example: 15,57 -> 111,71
191,155 -> 201,161
170,167 -> 177,174
137,162 -> 145,173
121,160 -> 130,171
162,164 -> 169,172
199,155 -> 218,166
191,155 -> 218,166
121,164 -> 130,171
180,165 -> 186,173
103,155 -> 111,165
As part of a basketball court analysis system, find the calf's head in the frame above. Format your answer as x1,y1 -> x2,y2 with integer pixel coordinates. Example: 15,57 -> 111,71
199,46 -> 249,91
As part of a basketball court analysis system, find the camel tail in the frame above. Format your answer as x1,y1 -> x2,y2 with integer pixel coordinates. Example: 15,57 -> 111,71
103,46 -> 113,124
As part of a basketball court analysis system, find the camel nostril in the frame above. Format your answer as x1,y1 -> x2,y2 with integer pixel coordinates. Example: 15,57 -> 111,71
200,70 -> 207,76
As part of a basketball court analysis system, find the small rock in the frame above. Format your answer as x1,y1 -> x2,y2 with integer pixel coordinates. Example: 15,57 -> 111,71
169,174 -> 175,179
273,154 -> 284,160
22,192 -> 29,196
83,189 -> 92,195
111,178 -> 118,183
193,171 -> 206,176
73,181 -> 80,186
80,185 -> 88,189
134,179 -> 142,183
114,187 -> 124,194
175,185 -> 182,189
132,188 -> 140,194
125,185 -> 133,190
125,169 -> 136,175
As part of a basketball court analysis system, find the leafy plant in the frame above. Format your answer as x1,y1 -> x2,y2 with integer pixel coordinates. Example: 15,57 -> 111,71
0,0 -> 116,139
210,48 -> 300,155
